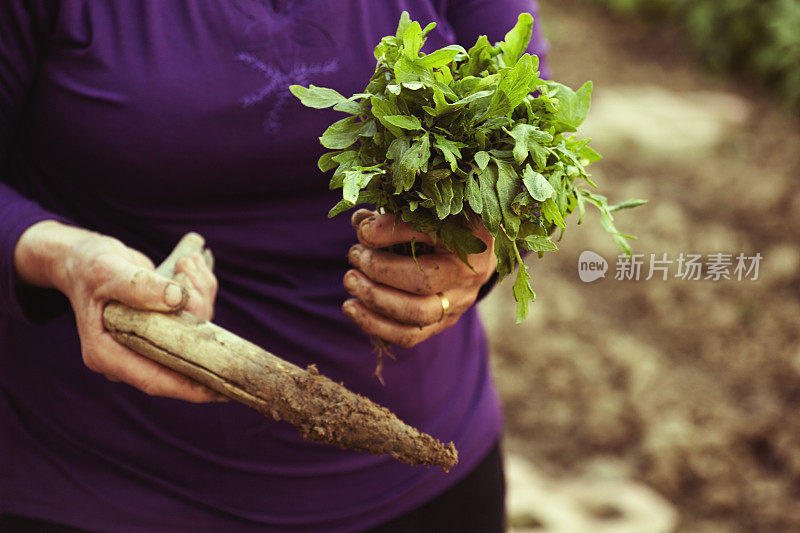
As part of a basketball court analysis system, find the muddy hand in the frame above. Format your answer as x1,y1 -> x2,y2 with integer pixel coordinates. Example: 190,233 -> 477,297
342,209 -> 497,348
14,222 -> 229,403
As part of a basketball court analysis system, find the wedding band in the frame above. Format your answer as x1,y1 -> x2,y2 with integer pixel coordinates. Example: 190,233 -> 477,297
437,292 -> 450,321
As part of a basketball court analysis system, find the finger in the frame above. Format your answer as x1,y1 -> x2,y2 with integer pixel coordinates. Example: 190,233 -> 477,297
191,253 -> 219,301
174,274 -> 210,321
357,212 -> 439,249
80,306 -> 225,402
94,255 -> 186,312
176,253 -> 218,300
348,244 -> 470,295
351,208 -> 375,230
342,298 -> 458,348
343,269 -> 447,327
202,248 -> 214,271
174,257 -> 216,321
93,335 -> 226,402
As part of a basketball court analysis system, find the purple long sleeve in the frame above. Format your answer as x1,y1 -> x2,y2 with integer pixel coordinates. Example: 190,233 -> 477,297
0,1 -> 73,323
0,1 -> 549,531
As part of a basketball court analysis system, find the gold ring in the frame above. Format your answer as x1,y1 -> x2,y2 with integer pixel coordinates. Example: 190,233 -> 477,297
437,292 -> 450,321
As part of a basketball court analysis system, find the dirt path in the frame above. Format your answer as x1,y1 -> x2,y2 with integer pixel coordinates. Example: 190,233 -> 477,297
483,1 -> 800,531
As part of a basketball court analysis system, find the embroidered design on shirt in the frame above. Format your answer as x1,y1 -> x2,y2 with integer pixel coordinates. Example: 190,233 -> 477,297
237,54 -> 339,132
233,0 -> 340,132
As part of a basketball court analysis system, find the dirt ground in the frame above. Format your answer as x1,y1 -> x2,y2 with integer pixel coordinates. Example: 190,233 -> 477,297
480,1 -> 800,531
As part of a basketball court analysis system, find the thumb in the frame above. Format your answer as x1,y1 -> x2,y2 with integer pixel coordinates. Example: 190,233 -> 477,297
98,257 -> 187,312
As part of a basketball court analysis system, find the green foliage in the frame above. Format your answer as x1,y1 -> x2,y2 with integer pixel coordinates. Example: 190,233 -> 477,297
590,0 -> 800,107
292,12 -> 644,323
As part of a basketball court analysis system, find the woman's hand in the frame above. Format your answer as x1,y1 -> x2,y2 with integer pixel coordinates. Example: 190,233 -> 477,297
343,209 -> 497,348
14,221 -> 223,402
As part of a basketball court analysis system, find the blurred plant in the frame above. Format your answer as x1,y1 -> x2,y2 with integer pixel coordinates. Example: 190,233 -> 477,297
589,0 -> 800,107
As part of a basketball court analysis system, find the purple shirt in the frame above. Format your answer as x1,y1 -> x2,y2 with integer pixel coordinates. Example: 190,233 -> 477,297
0,1 -> 548,531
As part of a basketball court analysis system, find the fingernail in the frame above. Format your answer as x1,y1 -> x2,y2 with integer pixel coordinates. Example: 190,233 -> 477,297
360,222 -> 374,243
342,301 -> 357,319
343,271 -> 358,291
348,246 -> 361,265
164,283 -> 184,307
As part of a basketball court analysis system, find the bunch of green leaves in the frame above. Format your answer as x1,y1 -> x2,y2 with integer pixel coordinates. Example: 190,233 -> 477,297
291,12 -> 645,323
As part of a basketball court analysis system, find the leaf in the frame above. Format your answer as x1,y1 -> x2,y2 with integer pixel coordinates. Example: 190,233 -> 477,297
542,197 -> 566,228
576,191 -> 586,223
402,21 -> 423,58
474,150 -> 490,170
493,229 -> 517,281
608,198 -> 648,211
455,89 -> 494,106
501,13 -> 534,67
485,54 -> 536,119
401,207 -> 441,234
290,84 -> 347,109
462,35 -> 493,77
504,123 -> 554,165
386,137 -> 411,161
512,261 -> 535,323
383,115 -> 424,130
395,11 -> 412,40
466,172 -> 483,214
437,177 -> 454,219
358,119 -> 377,138
416,45 -> 464,69
333,99 -> 367,115
433,134 -> 466,171
370,96 -> 404,138
520,234 -> 558,252
342,169 -> 384,204
328,189 -> 382,218
421,21 -> 437,38
450,180 -> 464,215
328,151 -> 359,188
320,117 -> 367,149
546,80 -> 593,130
579,144 -> 603,162
477,165 -> 502,232
494,159 -> 522,237
397,133 -> 430,192
428,88 -> 494,117
522,165 -> 555,201
440,219 -> 487,266
394,57 -> 436,85
527,140 -> 549,170
328,199 -> 354,218
317,151 -> 341,172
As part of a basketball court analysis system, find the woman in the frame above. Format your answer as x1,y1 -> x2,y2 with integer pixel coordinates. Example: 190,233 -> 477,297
0,1 -> 549,531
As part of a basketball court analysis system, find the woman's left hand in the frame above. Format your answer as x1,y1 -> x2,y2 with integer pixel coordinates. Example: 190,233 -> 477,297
343,209 -> 497,348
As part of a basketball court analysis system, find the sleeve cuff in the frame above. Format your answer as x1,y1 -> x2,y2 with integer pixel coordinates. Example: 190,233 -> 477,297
0,195 -> 73,324
475,270 -> 499,302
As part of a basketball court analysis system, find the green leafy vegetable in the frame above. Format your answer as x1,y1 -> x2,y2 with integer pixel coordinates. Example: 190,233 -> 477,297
291,11 -> 646,323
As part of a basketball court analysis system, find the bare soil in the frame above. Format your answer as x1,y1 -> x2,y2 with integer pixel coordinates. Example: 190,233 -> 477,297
483,1 -> 800,531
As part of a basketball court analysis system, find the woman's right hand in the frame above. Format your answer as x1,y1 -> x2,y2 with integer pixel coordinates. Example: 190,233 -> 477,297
14,221 -> 225,403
